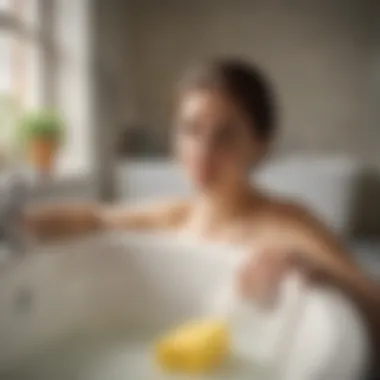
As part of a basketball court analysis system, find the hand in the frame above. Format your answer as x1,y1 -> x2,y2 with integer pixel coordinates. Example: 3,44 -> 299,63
236,248 -> 323,308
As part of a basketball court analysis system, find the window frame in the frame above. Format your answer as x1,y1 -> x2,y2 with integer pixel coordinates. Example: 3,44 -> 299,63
0,0 -> 56,108
1,0 -> 95,192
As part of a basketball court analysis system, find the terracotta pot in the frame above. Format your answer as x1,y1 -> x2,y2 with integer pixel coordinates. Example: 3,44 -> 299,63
28,138 -> 57,175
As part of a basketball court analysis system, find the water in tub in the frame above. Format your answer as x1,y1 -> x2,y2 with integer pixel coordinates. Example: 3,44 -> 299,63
0,234 -> 302,380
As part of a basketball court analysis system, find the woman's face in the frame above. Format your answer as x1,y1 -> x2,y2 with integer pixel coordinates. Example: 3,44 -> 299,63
174,89 -> 267,192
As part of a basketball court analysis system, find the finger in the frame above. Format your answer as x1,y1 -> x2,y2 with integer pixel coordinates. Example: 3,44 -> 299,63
239,251 -> 281,302
237,253 -> 260,292
254,250 -> 303,306
303,265 -> 327,286
286,252 -> 325,286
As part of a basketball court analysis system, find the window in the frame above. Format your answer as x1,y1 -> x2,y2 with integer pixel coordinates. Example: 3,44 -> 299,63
0,0 -> 93,178
0,0 -> 41,157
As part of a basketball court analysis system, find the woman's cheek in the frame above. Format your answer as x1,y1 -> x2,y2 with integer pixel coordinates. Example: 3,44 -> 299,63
181,153 -> 218,188
177,140 -> 202,180
186,159 -> 214,188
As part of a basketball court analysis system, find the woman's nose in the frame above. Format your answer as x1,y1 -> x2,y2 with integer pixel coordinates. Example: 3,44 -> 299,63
196,133 -> 219,158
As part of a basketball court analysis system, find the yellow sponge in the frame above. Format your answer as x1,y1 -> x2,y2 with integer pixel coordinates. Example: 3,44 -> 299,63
154,318 -> 229,374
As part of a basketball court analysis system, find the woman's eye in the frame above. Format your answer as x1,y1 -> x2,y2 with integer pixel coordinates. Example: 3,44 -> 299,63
215,125 -> 235,144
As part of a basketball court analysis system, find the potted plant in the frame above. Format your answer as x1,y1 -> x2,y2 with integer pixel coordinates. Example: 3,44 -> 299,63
19,109 -> 64,175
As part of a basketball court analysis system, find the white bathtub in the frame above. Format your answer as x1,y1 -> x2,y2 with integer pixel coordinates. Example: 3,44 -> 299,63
0,232 -> 370,380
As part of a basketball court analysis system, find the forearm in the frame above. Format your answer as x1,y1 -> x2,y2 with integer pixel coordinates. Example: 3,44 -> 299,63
325,262 -> 380,358
98,206 -> 160,230
297,239 -> 379,357
97,199 -> 188,231
293,219 -> 380,355
25,200 -> 176,241
25,202 -> 102,240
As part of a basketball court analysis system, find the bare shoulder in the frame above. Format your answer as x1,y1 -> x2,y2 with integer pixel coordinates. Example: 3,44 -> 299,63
255,195 -> 326,231
269,198 -> 314,222
254,195 -> 348,254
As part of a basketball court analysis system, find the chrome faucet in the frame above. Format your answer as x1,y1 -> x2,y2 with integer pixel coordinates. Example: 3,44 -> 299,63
0,170 -> 30,259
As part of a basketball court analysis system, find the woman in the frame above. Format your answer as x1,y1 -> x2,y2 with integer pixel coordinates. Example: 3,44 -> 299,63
27,58 -> 379,360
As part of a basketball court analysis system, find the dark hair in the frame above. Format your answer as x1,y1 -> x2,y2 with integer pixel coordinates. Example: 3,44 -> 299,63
179,58 -> 277,141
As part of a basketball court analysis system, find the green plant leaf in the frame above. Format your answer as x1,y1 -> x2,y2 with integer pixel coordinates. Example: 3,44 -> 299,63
19,109 -> 65,143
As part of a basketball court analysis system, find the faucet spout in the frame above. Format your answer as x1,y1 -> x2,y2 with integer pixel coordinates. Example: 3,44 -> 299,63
0,171 -> 30,258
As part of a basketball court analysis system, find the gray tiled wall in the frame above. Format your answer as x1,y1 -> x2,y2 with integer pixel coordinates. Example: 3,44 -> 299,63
120,0 -> 380,162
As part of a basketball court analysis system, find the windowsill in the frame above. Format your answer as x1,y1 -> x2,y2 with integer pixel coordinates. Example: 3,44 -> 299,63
27,168 -> 95,201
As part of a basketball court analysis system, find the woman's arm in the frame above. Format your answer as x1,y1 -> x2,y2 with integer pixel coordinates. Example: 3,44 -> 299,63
286,205 -> 380,358
99,200 -> 190,230
25,199 -> 189,241
242,202 -> 379,360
